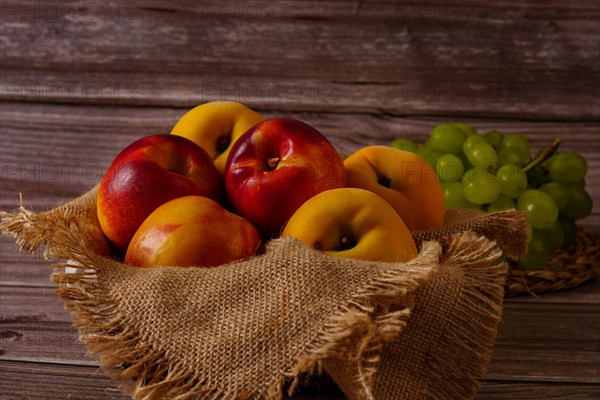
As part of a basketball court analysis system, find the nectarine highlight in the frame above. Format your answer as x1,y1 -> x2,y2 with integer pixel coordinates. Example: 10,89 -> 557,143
125,196 -> 261,268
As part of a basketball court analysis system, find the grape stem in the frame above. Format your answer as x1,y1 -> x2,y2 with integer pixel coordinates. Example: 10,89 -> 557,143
523,138 -> 561,173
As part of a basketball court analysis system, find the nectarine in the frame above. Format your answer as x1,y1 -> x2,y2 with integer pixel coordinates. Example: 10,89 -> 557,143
281,188 -> 418,263
170,101 -> 266,175
224,118 -> 346,238
343,146 -> 445,231
125,195 -> 261,268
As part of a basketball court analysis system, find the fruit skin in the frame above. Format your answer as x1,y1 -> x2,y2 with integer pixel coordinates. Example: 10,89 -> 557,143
170,101 -> 266,175
344,146 -> 445,231
547,152 -> 588,183
426,124 -> 467,155
97,134 -> 224,255
125,196 -> 261,268
517,189 -> 558,230
224,118 -> 346,238
281,188 -> 418,263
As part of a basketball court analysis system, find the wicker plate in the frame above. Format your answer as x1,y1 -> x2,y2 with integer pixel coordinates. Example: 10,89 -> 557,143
505,227 -> 600,297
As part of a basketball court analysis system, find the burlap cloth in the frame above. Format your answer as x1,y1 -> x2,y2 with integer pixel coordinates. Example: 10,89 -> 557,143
0,186 -> 527,400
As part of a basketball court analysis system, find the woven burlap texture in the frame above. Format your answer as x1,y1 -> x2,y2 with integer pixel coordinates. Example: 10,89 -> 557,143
0,186 -> 528,400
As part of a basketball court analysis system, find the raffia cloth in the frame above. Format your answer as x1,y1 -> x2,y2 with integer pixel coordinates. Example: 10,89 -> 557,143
0,186 -> 527,400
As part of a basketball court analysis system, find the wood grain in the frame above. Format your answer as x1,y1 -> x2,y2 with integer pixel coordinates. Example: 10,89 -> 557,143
1,1 -> 598,119
476,381 -> 600,399
2,283 -> 599,378
2,359 -> 599,400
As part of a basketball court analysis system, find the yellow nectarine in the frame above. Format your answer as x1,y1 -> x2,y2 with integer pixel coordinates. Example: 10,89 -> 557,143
170,101 -> 266,175
343,145 -> 445,231
281,188 -> 417,263
125,195 -> 261,268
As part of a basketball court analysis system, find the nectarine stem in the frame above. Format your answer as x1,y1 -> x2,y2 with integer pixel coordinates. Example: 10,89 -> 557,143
341,236 -> 355,249
378,175 -> 392,188
267,157 -> 280,169
217,135 -> 231,153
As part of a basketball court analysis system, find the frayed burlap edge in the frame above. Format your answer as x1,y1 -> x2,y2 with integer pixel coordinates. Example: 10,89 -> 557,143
278,243 -> 439,400
325,231 -> 507,400
409,233 -> 506,400
0,186 -> 113,260
1,193 -> 439,400
413,208 -> 529,259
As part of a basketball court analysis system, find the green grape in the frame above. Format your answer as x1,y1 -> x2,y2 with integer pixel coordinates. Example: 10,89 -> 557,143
547,152 -> 588,183
483,130 -> 504,151
497,164 -> 528,198
462,135 -> 487,155
465,142 -> 497,168
453,123 -> 478,137
569,180 -> 586,189
539,182 -> 569,210
558,215 -> 577,246
416,146 -> 445,168
436,154 -> 464,183
500,133 -> 531,162
442,182 -> 481,209
538,221 -> 565,252
517,189 -> 558,229
426,124 -> 467,154
561,185 -> 593,220
497,146 -> 529,167
487,195 -> 515,212
390,138 -> 419,153
519,228 -> 552,270
462,167 -> 501,204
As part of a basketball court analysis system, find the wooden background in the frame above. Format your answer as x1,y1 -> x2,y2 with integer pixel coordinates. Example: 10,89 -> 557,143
1,1 -> 598,399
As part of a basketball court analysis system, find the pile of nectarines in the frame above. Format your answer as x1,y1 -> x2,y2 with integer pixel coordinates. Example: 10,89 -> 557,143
97,101 -> 445,268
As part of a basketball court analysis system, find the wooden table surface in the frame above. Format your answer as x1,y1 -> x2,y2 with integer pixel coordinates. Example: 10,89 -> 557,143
1,1 -> 599,399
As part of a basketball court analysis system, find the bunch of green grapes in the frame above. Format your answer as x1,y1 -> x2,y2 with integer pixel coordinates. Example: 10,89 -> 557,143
391,124 -> 592,271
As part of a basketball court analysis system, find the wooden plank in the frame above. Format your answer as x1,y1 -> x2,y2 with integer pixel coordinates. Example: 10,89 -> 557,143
1,234 -> 55,287
505,279 -> 600,305
0,359 -> 344,399
1,102 -> 597,179
2,359 -> 600,400
1,1 -> 598,118
0,286 -> 70,323
0,320 -> 87,364
1,286 -> 599,382
487,304 -> 600,383
0,360 -> 346,400
2,359 -> 599,400
3,69 -> 599,120
476,381 -> 600,399
0,360 -> 130,400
